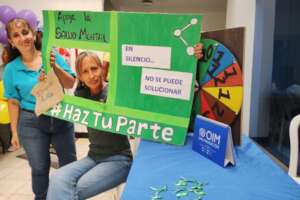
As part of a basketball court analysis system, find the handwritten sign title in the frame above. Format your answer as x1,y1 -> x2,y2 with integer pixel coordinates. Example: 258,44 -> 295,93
49,103 -> 175,143
55,12 -> 107,42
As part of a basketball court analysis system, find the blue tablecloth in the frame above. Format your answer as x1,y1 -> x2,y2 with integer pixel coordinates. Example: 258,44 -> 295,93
121,136 -> 300,200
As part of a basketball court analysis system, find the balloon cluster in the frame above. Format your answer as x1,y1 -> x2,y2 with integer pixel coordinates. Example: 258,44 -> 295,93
0,5 -> 37,46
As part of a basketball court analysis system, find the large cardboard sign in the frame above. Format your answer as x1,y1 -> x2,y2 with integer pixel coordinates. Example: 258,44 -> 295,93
42,11 -> 202,145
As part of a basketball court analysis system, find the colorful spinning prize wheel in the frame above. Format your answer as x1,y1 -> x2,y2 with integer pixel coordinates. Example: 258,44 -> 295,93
198,39 -> 243,125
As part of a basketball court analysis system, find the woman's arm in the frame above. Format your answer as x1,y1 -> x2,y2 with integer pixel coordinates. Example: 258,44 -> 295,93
50,51 -> 75,89
7,99 -> 20,149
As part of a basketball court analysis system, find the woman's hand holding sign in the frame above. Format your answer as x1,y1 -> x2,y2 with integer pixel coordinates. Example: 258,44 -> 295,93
194,43 -> 204,60
49,50 -> 75,89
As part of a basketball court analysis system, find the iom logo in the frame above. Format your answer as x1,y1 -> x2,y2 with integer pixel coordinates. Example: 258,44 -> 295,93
199,128 -> 221,146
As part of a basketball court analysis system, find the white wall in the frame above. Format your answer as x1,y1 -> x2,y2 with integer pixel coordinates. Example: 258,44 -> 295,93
0,0 -> 104,27
226,0 -> 256,136
201,11 -> 226,32
250,0 -> 276,137
226,0 -> 276,137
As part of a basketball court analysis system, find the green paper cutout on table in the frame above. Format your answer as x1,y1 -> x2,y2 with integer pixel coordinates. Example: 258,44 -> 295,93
150,177 -> 207,200
42,11 -> 202,145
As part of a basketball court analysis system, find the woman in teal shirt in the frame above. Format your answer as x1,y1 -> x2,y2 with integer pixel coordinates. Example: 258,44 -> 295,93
3,18 -> 76,200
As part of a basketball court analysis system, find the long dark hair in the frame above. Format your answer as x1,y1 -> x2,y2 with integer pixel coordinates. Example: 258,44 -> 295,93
5,18 -> 42,62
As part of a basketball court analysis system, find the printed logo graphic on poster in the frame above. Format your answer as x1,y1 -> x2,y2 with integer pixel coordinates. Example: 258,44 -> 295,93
192,115 -> 235,167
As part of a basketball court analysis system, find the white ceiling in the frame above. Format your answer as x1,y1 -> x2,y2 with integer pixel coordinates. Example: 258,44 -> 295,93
109,0 -> 227,13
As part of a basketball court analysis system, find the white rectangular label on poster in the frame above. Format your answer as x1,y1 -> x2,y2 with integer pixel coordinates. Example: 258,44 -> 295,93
122,44 -> 171,69
140,68 -> 193,100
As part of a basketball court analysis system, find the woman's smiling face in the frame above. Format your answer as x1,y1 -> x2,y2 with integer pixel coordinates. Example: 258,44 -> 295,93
7,19 -> 35,52
79,56 -> 103,92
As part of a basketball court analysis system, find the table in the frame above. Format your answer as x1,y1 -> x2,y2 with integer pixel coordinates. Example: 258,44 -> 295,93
121,135 -> 300,200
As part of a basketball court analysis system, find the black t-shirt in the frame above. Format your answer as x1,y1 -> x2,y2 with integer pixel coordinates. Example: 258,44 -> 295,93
75,85 -> 132,162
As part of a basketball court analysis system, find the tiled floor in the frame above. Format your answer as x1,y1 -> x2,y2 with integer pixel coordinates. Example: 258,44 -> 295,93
0,138 -> 139,200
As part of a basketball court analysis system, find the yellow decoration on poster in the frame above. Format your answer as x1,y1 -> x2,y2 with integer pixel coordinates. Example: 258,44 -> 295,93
203,86 -> 243,114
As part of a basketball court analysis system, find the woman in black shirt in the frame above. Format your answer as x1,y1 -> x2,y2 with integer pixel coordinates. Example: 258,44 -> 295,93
47,51 -> 132,200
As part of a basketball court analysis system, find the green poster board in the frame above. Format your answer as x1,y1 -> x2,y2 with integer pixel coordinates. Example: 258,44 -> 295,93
42,11 -> 202,145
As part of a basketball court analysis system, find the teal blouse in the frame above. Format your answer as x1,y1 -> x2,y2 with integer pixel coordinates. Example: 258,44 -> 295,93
3,53 -> 75,111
